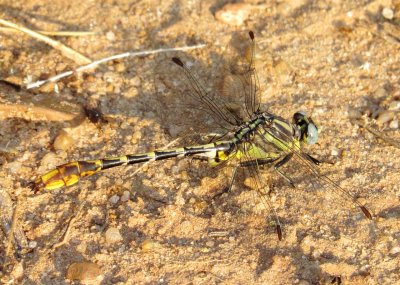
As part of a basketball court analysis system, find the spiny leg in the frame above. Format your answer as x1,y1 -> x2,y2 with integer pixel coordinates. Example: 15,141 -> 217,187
303,153 -> 336,166
239,155 -> 296,189
227,165 -> 239,193
210,165 -> 239,200
250,168 -> 283,241
239,157 -> 279,167
304,153 -> 321,165
273,153 -> 296,188
241,145 -> 283,240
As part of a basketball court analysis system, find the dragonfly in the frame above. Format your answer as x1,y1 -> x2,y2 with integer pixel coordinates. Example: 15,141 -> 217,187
31,31 -> 372,240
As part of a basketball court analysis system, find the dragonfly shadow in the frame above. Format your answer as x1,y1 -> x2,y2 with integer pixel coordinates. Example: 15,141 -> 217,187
377,205 -> 400,219
255,241 -> 351,283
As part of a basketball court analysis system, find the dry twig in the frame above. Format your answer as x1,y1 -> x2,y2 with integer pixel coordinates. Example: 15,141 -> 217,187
0,18 -> 91,64
0,27 -> 96,37
5,195 -> 21,258
26,43 -> 206,89
52,202 -> 86,249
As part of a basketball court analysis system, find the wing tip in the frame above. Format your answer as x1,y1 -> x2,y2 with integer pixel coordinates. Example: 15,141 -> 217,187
360,206 -> 373,220
276,224 -> 282,241
172,57 -> 184,67
249,31 -> 255,40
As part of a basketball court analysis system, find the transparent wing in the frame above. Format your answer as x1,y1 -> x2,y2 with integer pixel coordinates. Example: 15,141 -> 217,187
171,57 -> 244,126
153,53 -> 240,139
153,31 -> 264,139
252,125 -> 372,219
217,31 -> 262,120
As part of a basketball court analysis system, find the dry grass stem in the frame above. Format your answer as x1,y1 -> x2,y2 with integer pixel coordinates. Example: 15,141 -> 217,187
5,196 -> 20,258
0,18 -> 91,65
52,202 -> 86,249
0,27 -> 96,37
26,43 -> 206,89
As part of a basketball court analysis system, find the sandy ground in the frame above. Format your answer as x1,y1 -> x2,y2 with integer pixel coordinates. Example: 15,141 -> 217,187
1,0 -> 400,284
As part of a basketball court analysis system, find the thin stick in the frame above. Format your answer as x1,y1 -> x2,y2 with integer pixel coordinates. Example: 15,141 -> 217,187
26,43 -> 206,89
0,27 -> 96,37
0,18 -> 91,65
52,202 -> 86,249
5,195 -> 21,258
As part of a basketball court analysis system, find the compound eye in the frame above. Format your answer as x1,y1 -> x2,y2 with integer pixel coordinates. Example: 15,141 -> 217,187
306,123 -> 318,145
293,111 -> 306,124
293,111 -> 319,145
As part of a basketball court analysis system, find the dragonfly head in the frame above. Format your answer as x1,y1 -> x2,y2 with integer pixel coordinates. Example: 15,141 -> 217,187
293,111 -> 318,145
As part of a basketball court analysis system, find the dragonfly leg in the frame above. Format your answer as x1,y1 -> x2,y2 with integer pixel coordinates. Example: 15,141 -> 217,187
304,153 -> 321,165
239,157 -> 279,168
273,153 -> 296,188
304,153 -> 335,165
211,165 -> 239,200
239,155 -> 295,188
226,165 -> 238,193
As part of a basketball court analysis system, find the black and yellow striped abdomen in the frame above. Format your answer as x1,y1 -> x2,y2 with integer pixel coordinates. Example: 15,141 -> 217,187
32,142 -> 234,193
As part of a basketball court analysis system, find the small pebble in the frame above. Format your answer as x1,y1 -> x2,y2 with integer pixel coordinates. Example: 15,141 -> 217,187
376,110 -> 395,125
38,152 -> 59,168
120,190 -> 130,202
106,83 -> 114,93
388,101 -> 400,111
66,262 -> 102,281
374,87 -> 388,98
206,240 -> 215,247
361,62 -> 370,70
28,241 -> 38,249
11,262 -> 24,280
347,109 -> 362,119
389,246 -> 400,256
331,148 -> 339,156
106,31 -> 116,41
192,200 -> 207,213
297,280 -> 310,285
141,239 -> 159,252
115,62 -> 126,73
274,59 -> 294,84
389,119 -> 399,129
105,227 -> 123,243
382,7 -> 394,20
179,170 -> 189,180
53,131 -> 74,151
312,249 -> 321,259
215,3 -> 251,26
168,125 -> 184,138
109,195 -> 120,205
244,177 -> 257,189
130,76 -> 141,87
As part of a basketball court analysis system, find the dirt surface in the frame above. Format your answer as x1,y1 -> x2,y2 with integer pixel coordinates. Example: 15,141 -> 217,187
1,0 -> 400,284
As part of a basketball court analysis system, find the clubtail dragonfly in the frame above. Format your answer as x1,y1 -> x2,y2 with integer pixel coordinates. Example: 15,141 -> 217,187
31,31 -> 372,240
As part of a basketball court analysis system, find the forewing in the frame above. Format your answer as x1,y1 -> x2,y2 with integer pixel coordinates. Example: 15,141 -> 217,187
153,53 -> 241,139
217,31 -> 268,118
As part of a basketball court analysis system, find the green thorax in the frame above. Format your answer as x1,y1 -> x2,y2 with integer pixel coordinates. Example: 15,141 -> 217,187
213,112 -> 301,163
